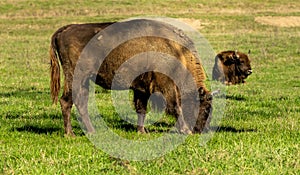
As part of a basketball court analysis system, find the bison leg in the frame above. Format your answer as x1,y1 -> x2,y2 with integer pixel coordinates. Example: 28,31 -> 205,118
60,91 -> 75,136
137,113 -> 146,133
133,90 -> 150,133
73,81 -> 95,134
173,88 -> 192,134
174,105 -> 192,134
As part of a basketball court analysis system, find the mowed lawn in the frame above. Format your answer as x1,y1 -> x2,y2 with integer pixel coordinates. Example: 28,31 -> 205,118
0,0 -> 299,174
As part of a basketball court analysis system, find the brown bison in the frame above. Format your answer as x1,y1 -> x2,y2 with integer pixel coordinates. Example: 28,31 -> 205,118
50,19 -> 212,136
212,50 -> 252,85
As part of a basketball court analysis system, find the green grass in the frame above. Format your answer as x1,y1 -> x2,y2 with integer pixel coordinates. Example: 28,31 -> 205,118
1,0 -> 300,174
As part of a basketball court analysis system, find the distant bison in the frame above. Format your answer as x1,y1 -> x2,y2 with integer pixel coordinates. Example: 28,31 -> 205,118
50,19 -> 212,136
212,50 -> 252,85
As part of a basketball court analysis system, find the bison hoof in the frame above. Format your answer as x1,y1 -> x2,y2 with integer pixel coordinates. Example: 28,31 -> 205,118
225,81 -> 232,85
86,128 -> 96,134
86,130 -> 96,136
137,126 -> 146,134
64,132 -> 76,137
173,127 -> 192,135
180,129 -> 192,135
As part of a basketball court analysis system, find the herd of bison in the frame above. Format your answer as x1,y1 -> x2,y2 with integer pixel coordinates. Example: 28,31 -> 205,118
49,19 -> 252,136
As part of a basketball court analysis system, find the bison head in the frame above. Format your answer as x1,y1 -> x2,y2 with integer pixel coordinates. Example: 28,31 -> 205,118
213,50 -> 252,84
233,50 -> 252,82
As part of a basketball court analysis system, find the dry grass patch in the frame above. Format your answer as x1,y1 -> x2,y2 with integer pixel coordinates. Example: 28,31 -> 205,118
177,18 -> 210,30
255,16 -> 300,27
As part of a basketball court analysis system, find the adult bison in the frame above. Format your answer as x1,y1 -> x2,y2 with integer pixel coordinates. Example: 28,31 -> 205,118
212,50 -> 252,85
50,19 -> 212,136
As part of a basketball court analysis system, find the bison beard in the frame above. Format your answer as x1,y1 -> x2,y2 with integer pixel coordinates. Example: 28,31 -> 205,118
212,50 -> 252,85
49,19 -> 212,136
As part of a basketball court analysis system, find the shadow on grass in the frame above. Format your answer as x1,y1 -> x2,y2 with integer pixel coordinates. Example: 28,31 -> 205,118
13,124 -> 86,136
226,94 -> 247,101
102,114 -> 175,133
13,124 -> 61,134
211,126 -> 257,133
12,123 -> 257,136
113,124 -> 257,134
99,114 -> 257,134
4,113 -> 62,120
115,122 -> 137,132
0,87 -> 47,99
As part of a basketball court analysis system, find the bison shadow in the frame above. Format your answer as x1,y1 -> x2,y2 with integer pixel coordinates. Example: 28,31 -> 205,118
12,121 -> 256,135
102,115 -> 174,133
11,114 -> 256,135
13,124 -> 86,136
113,124 -> 257,133
13,124 -> 62,135
0,87 -> 46,99
211,126 -> 256,133
226,94 -> 247,101
104,117 -> 257,133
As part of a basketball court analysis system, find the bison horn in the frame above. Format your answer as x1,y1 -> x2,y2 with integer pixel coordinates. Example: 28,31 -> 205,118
234,50 -> 240,59
211,89 -> 220,96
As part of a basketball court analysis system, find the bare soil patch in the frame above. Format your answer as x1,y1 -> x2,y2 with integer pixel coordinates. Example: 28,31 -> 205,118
177,18 -> 209,30
255,16 -> 300,27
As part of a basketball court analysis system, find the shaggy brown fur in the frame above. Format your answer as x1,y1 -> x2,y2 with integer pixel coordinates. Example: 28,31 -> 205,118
212,50 -> 252,85
50,19 -> 212,136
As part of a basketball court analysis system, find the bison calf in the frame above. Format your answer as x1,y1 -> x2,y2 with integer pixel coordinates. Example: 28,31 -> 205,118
212,50 -> 252,85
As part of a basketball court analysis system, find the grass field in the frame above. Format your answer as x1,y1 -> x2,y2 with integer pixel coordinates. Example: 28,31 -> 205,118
1,0 -> 299,174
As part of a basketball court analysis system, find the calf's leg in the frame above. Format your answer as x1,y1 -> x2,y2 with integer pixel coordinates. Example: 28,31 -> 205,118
173,87 -> 192,134
174,104 -> 192,134
134,90 -> 149,133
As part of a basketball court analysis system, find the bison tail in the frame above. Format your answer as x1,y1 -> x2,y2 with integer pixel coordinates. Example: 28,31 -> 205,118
50,34 -> 61,104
